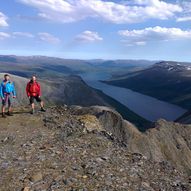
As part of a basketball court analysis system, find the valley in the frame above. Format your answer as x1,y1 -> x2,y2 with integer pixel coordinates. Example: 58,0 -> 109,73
106,61 -> 191,110
0,55 -> 190,130
0,55 -> 191,190
80,72 -> 186,122
0,55 -> 155,130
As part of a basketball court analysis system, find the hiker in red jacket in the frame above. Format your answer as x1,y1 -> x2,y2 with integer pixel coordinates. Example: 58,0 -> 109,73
26,75 -> 46,114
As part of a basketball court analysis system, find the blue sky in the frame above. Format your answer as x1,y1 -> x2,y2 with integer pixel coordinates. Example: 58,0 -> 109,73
0,0 -> 191,61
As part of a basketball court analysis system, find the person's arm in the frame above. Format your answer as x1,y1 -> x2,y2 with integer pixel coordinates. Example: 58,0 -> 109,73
37,83 -> 41,97
0,83 -> 4,99
12,82 -> 16,97
26,82 -> 30,97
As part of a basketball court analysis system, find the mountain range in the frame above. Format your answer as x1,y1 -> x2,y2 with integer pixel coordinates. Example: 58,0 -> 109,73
0,55 -> 191,190
0,55 -> 153,129
106,61 -> 191,110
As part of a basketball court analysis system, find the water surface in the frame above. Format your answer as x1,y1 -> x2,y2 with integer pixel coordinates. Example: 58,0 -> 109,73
80,72 -> 186,122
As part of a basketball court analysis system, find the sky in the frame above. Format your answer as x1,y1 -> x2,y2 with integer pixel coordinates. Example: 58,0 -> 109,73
0,0 -> 191,61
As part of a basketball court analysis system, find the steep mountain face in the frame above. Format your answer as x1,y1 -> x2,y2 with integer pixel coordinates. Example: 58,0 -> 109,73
72,106 -> 191,175
0,106 -> 190,191
0,56 -> 154,129
106,61 -> 191,110
0,73 -> 108,107
176,110 -> 191,124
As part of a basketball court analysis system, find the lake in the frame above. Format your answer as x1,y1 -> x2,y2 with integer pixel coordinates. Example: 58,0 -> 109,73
80,72 -> 187,122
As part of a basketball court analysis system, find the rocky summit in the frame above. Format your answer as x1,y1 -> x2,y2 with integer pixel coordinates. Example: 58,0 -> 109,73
0,106 -> 191,191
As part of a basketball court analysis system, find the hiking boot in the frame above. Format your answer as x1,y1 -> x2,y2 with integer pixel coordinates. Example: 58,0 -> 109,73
41,107 -> 46,112
30,109 -> 35,115
2,113 -> 6,118
6,111 -> 13,116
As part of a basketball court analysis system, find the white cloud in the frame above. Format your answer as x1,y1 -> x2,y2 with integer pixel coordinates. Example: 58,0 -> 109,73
18,0 -> 83,23
18,0 -> 182,24
178,1 -> 191,13
0,32 -> 10,40
0,31 -> 60,44
177,16 -> 191,22
176,1 -> 191,22
38,32 -> 61,44
13,32 -> 34,38
135,41 -> 146,46
75,30 -> 103,43
0,12 -> 8,27
119,26 -> 191,46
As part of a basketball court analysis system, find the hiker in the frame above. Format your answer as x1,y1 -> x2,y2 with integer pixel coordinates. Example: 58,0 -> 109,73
0,74 -> 16,118
26,75 -> 46,114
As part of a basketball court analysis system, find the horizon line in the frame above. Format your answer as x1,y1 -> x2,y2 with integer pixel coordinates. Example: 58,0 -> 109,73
0,54 -> 191,63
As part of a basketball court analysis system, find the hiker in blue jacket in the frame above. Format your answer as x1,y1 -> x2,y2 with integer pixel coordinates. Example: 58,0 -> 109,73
0,74 -> 16,118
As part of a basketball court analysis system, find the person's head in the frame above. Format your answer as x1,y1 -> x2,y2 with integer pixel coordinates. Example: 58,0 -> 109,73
4,74 -> 10,81
31,75 -> 37,82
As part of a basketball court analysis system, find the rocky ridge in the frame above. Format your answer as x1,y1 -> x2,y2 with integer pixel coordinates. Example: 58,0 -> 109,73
0,105 -> 190,191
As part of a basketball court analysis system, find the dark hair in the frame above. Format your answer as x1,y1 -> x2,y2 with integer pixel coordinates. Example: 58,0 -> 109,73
4,74 -> 9,78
